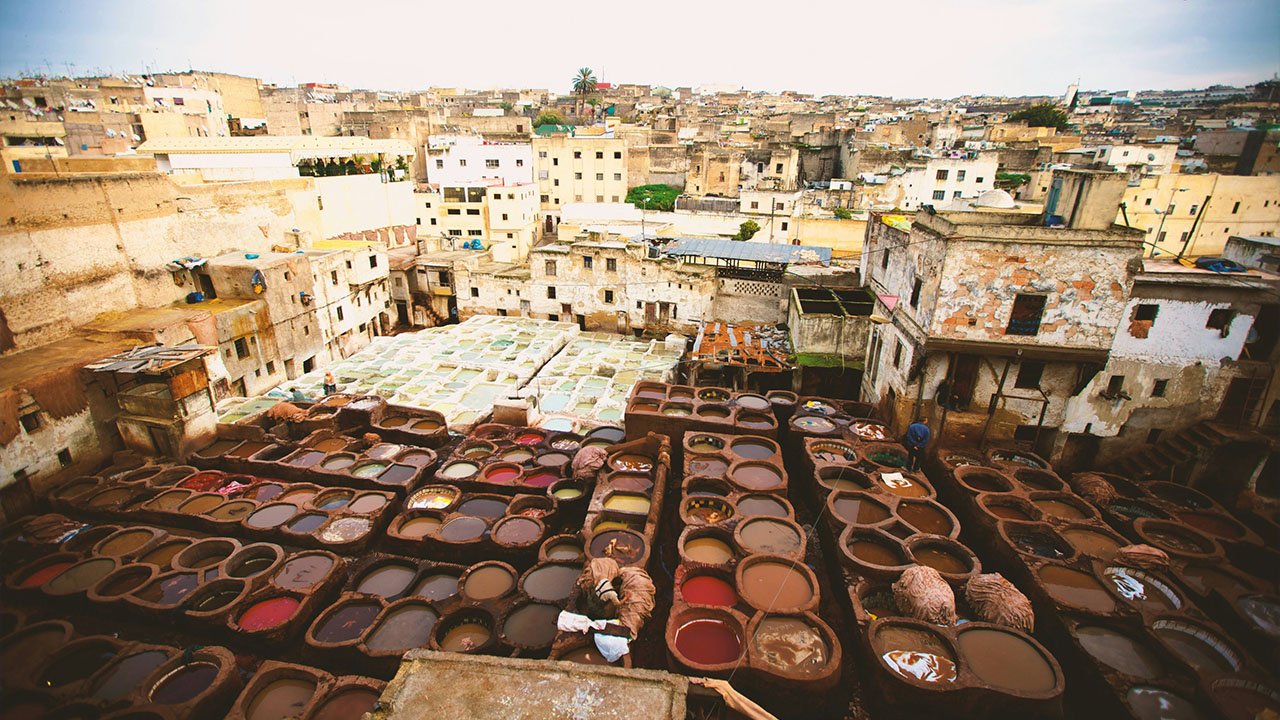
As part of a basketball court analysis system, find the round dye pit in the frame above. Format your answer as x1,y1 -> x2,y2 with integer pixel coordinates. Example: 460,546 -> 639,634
956,628 -> 1056,693
1009,528 -> 1072,560
285,513 -> 329,534
139,541 -> 189,567
135,572 -> 200,606
590,530 -> 646,565
537,452 -> 571,468
439,615 -> 493,652
493,517 -> 543,546
238,596 -> 301,631
463,565 -> 516,601
1032,496 -> 1090,520
1152,620 -> 1240,674
681,575 -> 737,607
1104,567 -> 1182,612
407,487 -> 458,511
1075,625 -> 1164,679
252,484 -> 285,502
897,502 -> 952,535
1127,687 -> 1205,720
457,497 -> 509,518
603,493 -> 651,514
319,517 -> 371,544
753,616 -> 830,676
730,463 -> 783,491
1062,526 -> 1123,559
1237,596 -> 1280,638
684,496 -> 733,523
412,573 -> 460,601
1178,511 -> 1246,539
274,554 -> 334,590
792,416 -> 836,434
832,494 -> 892,525
522,564 -> 580,603
875,624 -> 957,684
245,677 -> 316,720
1038,565 -> 1117,613
522,471 -> 560,488
696,405 -> 730,419
92,650 -> 171,700
845,536 -> 906,568
819,467 -> 873,492
736,393 -> 771,411
544,541 -> 584,561
503,603 -> 560,648
314,603 -> 380,644
1013,468 -> 1064,492
87,487 -> 132,507
610,453 -> 653,472
484,464 -> 521,484
186,581 -> 245,614
41,640 -> 119,687
47,558 -> 116,595
245,504 -> 298,529
315,491 -> 353,510
357,563 -> 417,597
366,604 -> 438,653
149,661 -> 219,704
739,560 -> 813,611
177,540 -> 236,569
812,441 -> 856,463
683,536 -> 735,565
737,519 -> 802,555
552,484 -> 584,500
730,438 -> 777,460
178,494 -> 224,514
439,462 -> 480,480
319,455 -> 356,471
1209,680 -> 1280,720
736,494 -> 789,518
687,436 -> 724,454
99,529 -> 156,556
981,497 -> 1039,521
210,500 -> 256,521
910,543 -> 971,576
95,566 -> 154,598
225,547 -> 281,579
674,617 -> 742,666
313,688 -> 381,720
439,516 -> 488,542
687,455 -> 729,478
956,470 -> 1014,493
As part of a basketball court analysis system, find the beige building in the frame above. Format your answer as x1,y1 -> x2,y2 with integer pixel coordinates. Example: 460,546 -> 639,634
533,131 -> 629,225
415,181 -> 541,263
1118,173 -> 1280,257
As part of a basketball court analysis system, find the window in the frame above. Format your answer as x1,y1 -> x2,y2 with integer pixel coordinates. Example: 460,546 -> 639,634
596,173 -> 604,181
447,208 -> 461,215
459,159 -> 467,167
1189,204 -> 1198,216
1168,205 -> 1175,215
540,194 -> 549,203
574,151 -> 582,159
932,190 -> 946,201
466,208 -> 479,215
1144,197 -> 1152,206
975,177 -> 984,184
1106,375 -> 1125,396
554,179 -> 560,186
750,201 -> 759,209
604,290 -> 614,303
545,260 -> 557,277
1179,231 -> 1188,244
369,255 -> 378,268
430,219 -> 437,225
909,278 -> 922,308
953,191 -> 962,198
284,271 -> 291,281
1152,379 -> 1169,397
435,159 -> 444,169
1157,231 -> 1166,243
606,258 -> 617,272
234,337 -> 250,359
448,229 -> 462,236
775,163 -> 783,173
471,287 -> 479,297
957,170 -> 966,181
1206,308 -> 1234,335
19,411 -> 40,433
516,159 -> 524,167
613,173 -> 621,181
547,286 -> 557,299
614,151 -> 622,159
467,230 -> 482,236
1232,201 -> 1240,214
486,159 -> 499,168
936,169 -> 949,180
1135,304 -> 1159,321
583,256 -> 593,269
892,340 -> 903,368
1015,360 -> 1045,389
266,361 -> 276,374
539,151 -> 547,158
501,213 -> 508,220
57,448 -> 72,467
781,222 -> 788,231
553,158 -> 559,166
881,249 -> 889,269
775,202 -> 785,211
574,172 -> 582,180
1007,294 -> 1047,336
336,307 -> 344,321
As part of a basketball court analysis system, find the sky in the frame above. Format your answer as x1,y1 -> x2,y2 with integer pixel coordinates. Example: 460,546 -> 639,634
1,0 -> 1277,98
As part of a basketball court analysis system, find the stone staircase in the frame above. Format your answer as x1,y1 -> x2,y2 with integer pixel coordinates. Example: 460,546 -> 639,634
1106,420 -> 1237,480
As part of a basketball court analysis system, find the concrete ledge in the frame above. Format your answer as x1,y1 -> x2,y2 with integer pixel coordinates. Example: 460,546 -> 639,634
371,650 -> 688,720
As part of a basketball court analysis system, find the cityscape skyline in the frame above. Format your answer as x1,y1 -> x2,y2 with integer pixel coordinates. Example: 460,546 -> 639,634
2,0 -> 1277,98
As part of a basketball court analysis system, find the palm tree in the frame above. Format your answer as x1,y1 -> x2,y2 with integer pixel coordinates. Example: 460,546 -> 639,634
572,67 -> 597,99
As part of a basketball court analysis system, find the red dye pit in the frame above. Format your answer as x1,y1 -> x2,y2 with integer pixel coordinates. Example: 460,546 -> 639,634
19,562 -> 74,588
681,576 -> 738,607
239,596 -> 301,631
675,618 -> 742,665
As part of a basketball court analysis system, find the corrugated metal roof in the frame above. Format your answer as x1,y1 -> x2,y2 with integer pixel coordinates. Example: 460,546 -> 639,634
662,237 -> 832,266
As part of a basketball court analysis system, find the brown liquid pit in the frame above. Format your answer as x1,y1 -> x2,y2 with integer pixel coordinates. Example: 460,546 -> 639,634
987,503 -> 1034,520
752,617 -> 829,676
245,677 -> 316,720
366,605 -> 438,652
440,516 -> 488,542
440,621 -> 491,652
100,529 -> 154,556
912,546 -> 968,575
273,555 -> 334,590
740,561 -> 813,609
1038,565 -> 1117,613
1075,625 -> 1164,679
833,496 -> 891,525
1063,527 -> 1123,559
956,628 -> 1056,692
849,539 -> 903,567
897,503 -> 950,534
397,516 -> 441,539
1034,499 -> 1087,520
464,566 -> 515,600
739,519 -> 801,554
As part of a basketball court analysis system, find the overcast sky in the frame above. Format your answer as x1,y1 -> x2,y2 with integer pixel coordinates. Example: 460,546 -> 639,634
1,0 -> 1276,98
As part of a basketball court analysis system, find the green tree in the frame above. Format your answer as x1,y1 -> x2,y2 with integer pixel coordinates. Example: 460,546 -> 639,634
499,101 -> 514,114
1007,103 -> 1070,130
626,184 -> 681,211
733,219 -> 760,241
535,110 -> 566,128
572,67 -> 597,98
586,97 -> 601,108
832,207 -> 853,220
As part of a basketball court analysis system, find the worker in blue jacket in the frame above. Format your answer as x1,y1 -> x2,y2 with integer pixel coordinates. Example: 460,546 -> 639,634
904,417 -> 931,471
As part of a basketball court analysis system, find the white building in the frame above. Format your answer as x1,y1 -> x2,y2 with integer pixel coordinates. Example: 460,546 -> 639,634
532,131 -> 629,226
425,135 -> 534,186
1091,144 -> 1178,175
138,135 -> 415,182
416,181 -> 541,263
896,156 -> 999,210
